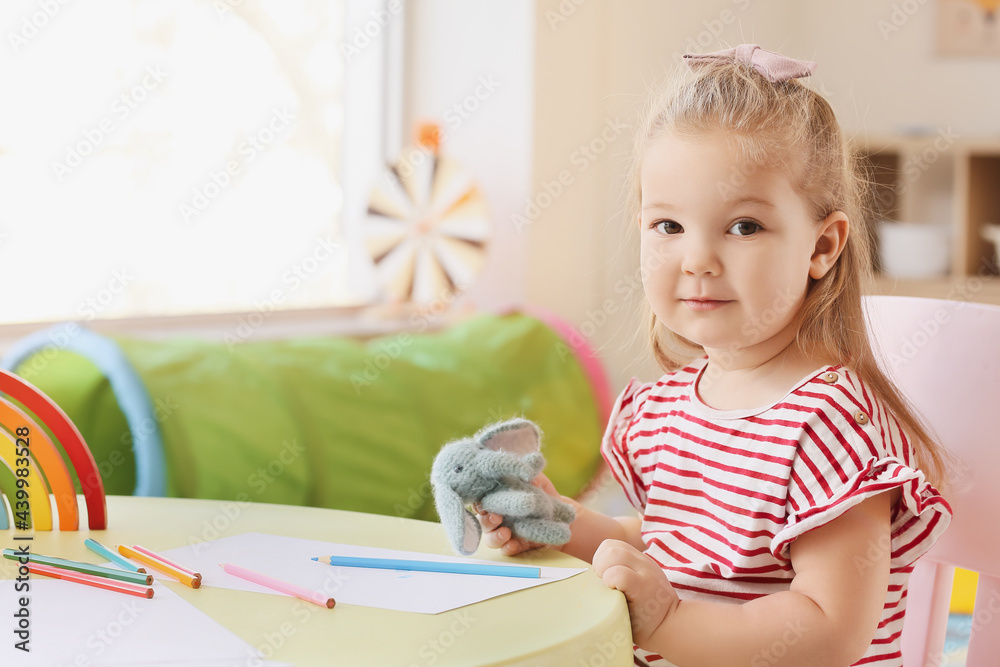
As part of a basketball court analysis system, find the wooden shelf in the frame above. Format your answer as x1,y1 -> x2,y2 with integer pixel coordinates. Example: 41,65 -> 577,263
871,274 -> 1000,305
854,134 -> 1000,305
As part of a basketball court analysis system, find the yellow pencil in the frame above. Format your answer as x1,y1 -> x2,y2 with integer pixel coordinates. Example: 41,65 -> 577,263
117,544 -> 201,589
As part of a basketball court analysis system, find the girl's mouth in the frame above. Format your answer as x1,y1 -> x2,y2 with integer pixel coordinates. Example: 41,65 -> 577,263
683,299 -> 731,311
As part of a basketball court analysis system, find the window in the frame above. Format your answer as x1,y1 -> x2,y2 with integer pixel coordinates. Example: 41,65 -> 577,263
0,0 -> 397,325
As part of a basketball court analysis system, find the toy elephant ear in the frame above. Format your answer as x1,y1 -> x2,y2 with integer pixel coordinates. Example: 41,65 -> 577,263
476,418 -> 541,457
431,476 -> 482,556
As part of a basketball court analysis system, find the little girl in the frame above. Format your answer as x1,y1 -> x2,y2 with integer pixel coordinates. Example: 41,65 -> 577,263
480,44 -> 953,666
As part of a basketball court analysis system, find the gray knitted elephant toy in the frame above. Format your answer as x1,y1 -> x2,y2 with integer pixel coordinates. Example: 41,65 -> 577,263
431,418 -> 576,556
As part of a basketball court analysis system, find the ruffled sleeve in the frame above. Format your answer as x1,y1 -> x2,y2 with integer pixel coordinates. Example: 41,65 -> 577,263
770,377 -> 952,568
600,378 -> 654,511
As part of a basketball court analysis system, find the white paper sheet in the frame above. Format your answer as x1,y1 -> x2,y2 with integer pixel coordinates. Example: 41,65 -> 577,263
0,579 -> 275,666
158,532 -> 587,614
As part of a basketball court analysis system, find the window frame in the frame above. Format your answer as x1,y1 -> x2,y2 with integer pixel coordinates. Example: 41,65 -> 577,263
336,0 -> 406,307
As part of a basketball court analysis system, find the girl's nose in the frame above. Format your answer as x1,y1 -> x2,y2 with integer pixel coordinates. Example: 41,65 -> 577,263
681,237 -> 722,277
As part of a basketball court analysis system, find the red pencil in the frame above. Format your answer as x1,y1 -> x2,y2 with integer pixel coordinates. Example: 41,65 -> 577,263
28,562 -> 154,599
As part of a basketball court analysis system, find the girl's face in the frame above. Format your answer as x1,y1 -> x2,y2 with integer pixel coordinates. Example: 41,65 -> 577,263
639,131 -> 833,358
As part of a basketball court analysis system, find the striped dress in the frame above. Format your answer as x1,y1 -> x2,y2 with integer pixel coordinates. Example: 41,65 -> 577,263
601,355 -> 952,667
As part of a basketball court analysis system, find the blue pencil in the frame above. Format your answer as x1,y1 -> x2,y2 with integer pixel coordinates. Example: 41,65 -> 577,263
84,538 -> 146,574
312,555 -> 540,579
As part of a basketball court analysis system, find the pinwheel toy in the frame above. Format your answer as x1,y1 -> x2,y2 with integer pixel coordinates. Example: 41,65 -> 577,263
363,122 -> 491,307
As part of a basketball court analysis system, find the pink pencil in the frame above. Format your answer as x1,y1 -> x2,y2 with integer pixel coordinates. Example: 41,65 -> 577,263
219,563 -> 335,609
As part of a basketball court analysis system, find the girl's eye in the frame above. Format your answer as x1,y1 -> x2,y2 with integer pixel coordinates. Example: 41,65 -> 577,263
729,219 -> 761,236
652,220 -> 682,235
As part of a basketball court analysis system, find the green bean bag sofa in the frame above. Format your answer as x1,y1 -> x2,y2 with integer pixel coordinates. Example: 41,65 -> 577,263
1,310 -> 610,523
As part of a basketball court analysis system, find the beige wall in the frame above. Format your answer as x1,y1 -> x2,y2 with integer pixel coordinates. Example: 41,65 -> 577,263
402,1 -> 536,314
784,1 -> 1000,137
527,0 -> 1000,392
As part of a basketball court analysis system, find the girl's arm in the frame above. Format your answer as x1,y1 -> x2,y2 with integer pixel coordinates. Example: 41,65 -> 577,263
595,489 -> 898,667
555,499 -> 645,563
479,474 -> 644,563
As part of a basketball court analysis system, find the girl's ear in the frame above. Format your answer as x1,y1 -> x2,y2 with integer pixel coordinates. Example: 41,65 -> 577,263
810,211 -> 850,280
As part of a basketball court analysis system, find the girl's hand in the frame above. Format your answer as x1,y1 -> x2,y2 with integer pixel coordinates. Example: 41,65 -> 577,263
477,472 -> 570,556
592,539 -> 679,648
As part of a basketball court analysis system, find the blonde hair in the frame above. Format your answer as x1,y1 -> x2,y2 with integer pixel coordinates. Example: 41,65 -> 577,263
626,58 -> 951,490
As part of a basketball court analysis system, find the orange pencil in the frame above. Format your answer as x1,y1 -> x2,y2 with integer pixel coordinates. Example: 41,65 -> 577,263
131,545 -> 202,581
117,545 -> 201,589
28,562 -> 154,599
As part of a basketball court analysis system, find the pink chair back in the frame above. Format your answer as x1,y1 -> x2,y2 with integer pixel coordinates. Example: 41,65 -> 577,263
863,295 -> 1000,667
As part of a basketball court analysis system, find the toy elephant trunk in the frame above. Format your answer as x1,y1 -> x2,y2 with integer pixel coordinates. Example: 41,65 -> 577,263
431,418 -> 576,556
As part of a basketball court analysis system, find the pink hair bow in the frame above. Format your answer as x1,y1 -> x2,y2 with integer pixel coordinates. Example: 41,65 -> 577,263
683,44 -> 817,83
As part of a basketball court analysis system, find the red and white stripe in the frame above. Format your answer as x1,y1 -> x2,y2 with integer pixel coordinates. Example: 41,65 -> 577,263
602,355 -> 952,667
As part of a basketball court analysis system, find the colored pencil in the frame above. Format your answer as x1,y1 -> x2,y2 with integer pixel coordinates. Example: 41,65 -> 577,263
220,563 -> 335,609
27,562 -> 154,599
117,545 -> 201,589
2,549 -> 152,585
312,555 -> 541,578
84,538 -> 146,574
131,544 -> 201,581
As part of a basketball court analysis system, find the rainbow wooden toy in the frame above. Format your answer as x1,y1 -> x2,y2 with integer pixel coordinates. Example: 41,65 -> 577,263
0,368 -> 106,530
